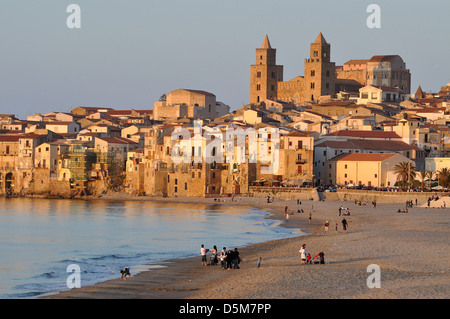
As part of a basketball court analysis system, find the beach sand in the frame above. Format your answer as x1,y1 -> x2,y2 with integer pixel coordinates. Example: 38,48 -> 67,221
42,194 -> 449,299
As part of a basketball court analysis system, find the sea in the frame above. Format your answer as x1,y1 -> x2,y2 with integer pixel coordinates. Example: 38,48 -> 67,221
0,197 -> 299,299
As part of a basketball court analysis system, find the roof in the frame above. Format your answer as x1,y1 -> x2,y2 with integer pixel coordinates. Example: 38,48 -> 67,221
0,135 -> 21,142
316,101 -> 356,107
324,130 -> 401,139
261,34 -> 272,49
330,152 -> 399,162
73,106 -> 113,111
317,139 -> 422,152
95,137 -> 138,144
344,59 -> 369,65
283,131 -> 309,137
178,89 -> 216,97
314,32 -> 327,45
108,110 -> 133,116
46,121 -> 77,125
368,55 -> 400,63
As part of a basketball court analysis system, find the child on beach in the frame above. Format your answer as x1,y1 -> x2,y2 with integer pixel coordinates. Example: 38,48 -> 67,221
324,221 -> 329,231
257,257 -> 262,268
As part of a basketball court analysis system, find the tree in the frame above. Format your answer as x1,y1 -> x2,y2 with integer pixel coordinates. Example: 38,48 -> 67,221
436,168 -> 450,188
418,170 -> 433,190
393,161 -> 416,188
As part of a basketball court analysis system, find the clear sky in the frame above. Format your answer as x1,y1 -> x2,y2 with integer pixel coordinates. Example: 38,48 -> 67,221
0,0 -> 449,119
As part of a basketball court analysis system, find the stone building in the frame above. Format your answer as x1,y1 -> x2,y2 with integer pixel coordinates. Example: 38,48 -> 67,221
250,33 -> 336,106
153,89 -> 230,122
250,33 -> 411,106
336,55 -> 411,94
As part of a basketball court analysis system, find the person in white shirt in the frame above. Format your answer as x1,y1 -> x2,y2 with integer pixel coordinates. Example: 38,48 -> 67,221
299,244 -> 307,264
201,244 -> 208,266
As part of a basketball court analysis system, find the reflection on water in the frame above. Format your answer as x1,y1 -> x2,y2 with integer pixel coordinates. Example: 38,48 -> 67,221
0,197 -> 297,298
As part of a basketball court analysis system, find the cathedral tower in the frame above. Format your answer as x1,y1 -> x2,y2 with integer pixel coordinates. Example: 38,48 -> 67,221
250,35 -> 283,105
304,33 -> 336,102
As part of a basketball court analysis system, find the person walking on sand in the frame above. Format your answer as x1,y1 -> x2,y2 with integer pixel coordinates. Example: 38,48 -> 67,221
335,221 -> 338,231
299,244 -> 307,264
342,218 -> 348,231
309,212 -> 312,223
324,220 -> 329,232
257,257 -> 262,268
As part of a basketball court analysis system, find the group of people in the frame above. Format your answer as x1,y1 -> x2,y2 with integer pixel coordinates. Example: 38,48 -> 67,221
201,245 -> 241,270
299,244 -> 325,264
338,206 -> 350,216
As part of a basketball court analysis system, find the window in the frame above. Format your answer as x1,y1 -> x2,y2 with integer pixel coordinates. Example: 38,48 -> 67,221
184,182 -> 188,191
345,174 -> 347,178
311,70 -> 315,76
345,164 -> 348,169
311,82 -> 315,89
361,93 -> 369,99
271,72 -> 276,78
256,84 -> 261,91
326,83 -> 329,89
374,174 -> 378,178
326,70 -> 330,77
271,85 -> 275,91
257,72 -> 261,78
313,51 -> 318,57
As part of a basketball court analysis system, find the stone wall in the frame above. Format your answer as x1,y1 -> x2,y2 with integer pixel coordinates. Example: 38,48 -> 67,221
323,189 -> 446,204
250,186 -> 320,201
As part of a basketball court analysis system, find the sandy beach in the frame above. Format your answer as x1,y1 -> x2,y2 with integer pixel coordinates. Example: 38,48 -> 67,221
41,194 -> 449,299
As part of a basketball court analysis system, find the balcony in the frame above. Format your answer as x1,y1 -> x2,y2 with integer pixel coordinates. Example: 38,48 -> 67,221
296,159 -> 307,165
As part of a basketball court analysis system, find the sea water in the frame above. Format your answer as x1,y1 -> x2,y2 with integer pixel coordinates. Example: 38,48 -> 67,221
0,198 -> 297,299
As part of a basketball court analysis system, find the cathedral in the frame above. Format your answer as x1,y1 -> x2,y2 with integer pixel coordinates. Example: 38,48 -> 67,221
250,33 -> 411,106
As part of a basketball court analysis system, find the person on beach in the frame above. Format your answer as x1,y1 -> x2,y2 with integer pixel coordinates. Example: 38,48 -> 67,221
220,247 -> 227,270
211,245 -> 218,265
324,220 -> 329,232
313,252 -> 325,264
201,244 -> 208,266
232,248 -> 240,269
299,244 -> 307,264
342,218 -> 348,231
120,267 -> 131,280
335,221 -> 338,231
258,257 -> 262,268
225,250 -> 233,270
309,212 -> 312,223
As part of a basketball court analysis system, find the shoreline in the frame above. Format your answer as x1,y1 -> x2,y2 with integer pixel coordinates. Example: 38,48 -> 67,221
40,194 -> 449,299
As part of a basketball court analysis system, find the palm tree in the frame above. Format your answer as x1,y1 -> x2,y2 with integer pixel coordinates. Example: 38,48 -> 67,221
436,168 -> 450,188
426,170 -> 435,185
417,170 -> 429,190
393,161 -> 416,188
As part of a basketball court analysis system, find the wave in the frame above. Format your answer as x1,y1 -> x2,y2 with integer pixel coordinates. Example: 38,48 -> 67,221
33,271 -> 57,279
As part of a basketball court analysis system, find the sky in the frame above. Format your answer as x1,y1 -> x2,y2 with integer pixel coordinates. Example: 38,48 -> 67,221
0,0 -> 449,119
